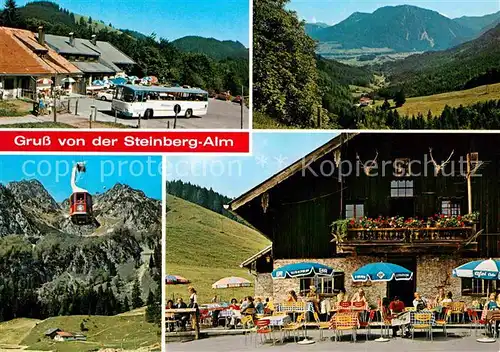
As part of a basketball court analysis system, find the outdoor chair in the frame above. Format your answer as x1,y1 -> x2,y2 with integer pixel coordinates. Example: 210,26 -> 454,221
467,309 -> 487,337
243,317 -> 257,346
255,319 -> 274,346
282,313 -> 305,343
412,313 -> 433,341
338,301 -> 352,312
199,310 -> 212,328
450,302 -> 466,323
332,312 -> 358,342
364,310 -> 379,340
435,307 -> 450,337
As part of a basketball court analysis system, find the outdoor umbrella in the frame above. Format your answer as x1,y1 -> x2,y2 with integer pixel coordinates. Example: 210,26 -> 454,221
60,77 -> 76,84
453,259 -> 500,343
212,276 -> 251,289
352,262 -> 413,342
272,262 -> 340,345
271,262 -> 337,279
144,76 -> 159,84
92,80 -> 104,86
36,78 -> 53,85
165,274 -> 190,284
111,77 -> 127,85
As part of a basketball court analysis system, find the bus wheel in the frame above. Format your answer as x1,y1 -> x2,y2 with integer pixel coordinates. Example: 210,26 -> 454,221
185,109 -> 193,119
144,109 -> 153,120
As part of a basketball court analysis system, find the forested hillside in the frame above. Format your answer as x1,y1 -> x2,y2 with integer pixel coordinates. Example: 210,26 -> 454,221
381,23 -> 500,97
0,180 -> 161,323
172,36 -> 248,60
166,179 -> 241,222
0,1 -> 249,95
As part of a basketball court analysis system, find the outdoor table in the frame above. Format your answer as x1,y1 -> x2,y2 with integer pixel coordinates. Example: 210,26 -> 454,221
261,314 -> 292,327
392,309 -> 436,337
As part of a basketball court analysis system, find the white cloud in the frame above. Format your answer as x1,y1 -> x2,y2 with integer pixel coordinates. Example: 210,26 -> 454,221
311,16 -> 317,23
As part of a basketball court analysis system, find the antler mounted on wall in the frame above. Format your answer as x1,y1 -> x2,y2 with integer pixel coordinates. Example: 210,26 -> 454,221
357,150 -> 378,176
429,148 -> 454,175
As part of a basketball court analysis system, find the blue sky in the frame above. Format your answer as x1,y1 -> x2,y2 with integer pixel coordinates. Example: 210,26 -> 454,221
167,132 -> 338,199
0,155 -> 162,201
16,0 -> 249,46
288,0 -> 500,26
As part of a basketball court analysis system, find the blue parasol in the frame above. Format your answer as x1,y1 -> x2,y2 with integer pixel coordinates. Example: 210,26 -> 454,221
271,262 -> 338,279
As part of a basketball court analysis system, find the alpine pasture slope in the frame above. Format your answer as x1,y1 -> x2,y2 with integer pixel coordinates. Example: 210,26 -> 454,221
166,195 -> 270,303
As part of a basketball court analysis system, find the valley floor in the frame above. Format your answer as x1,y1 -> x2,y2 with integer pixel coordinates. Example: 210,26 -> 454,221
0,313 -> 160,352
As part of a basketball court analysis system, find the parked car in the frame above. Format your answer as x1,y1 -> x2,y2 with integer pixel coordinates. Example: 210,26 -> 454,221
215,92 -> 231,101
232,95 -> 243,104
97,90 -> 114,101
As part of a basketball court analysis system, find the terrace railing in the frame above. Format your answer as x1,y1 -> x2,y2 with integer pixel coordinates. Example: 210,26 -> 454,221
336,227 -> 476,254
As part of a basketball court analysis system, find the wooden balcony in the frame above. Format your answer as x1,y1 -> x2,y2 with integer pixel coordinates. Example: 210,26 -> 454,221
335,227 -> 478,254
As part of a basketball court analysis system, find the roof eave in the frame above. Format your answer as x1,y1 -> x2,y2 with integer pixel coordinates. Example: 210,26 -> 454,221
228,132 -> 359,212
240,244 -> 272,268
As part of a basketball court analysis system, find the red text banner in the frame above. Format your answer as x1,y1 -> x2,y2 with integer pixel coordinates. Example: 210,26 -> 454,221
0,131 -> 250,153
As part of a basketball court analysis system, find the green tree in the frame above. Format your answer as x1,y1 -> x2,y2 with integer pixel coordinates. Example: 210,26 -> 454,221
131,278 -> 143,309
394,89 -> 406,107
1,0 -> 21,27
87,16 -> 92,24
381,99 -> 391,111
253,0 -> 322,127
123,296 -> 130,312
145,289 -> 161,325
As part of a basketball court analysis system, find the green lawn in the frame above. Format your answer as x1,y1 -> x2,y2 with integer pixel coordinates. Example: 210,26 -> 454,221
374,82 -> 500,117
0,122 -> 74,128
0,100 -> 32,117
253,111 -> 308,129
0,318 -> 41,345
166,195 -> 270,303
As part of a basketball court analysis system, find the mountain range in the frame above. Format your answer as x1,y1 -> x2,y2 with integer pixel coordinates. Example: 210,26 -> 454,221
306,5 -> 500,52
0,179 -> 161,318
16,1 -> 247,60
171,36 -> 248,60
381,22 -> 500,96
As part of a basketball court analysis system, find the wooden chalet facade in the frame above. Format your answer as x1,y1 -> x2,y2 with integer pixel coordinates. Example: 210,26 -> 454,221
233,133 -> 500,307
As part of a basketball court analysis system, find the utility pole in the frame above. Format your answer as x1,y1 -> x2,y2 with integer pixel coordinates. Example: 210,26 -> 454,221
89,105 -> 94,129
240,85 -> 244,129
467,153 -> 472,215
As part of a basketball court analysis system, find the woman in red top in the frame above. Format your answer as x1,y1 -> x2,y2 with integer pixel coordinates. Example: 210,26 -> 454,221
229,298 -> 240,310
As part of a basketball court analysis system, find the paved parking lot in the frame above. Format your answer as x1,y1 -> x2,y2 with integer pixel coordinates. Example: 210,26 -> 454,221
71,96 -> 249,129
165,329 -> 500,352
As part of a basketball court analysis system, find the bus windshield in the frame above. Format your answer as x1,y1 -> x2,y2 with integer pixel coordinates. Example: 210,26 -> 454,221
114,86 -> 135,103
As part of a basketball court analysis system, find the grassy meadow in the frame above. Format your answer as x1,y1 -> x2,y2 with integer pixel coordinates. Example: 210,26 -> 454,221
166,195 -> 270,303
374,82 -> 500,116
0,313 -> 160,351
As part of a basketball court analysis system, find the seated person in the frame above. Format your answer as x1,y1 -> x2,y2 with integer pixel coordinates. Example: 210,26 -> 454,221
442,291 -> 453,303
434,287 -> 446,305
351,288 -> 368,309
174,298 -> 189,330
486,293 -> 499,311
389,296 -> 405,314
287,290 -> 298,302
241,296 -> 256,316
255,297 -> 264,314
337,288 -> 347,303
166,300 -> 176,332
413,292 -> 427,311
229,298 -> 240,310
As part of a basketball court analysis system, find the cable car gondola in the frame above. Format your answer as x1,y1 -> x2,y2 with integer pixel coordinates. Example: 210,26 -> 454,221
69,162 -> 94,225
